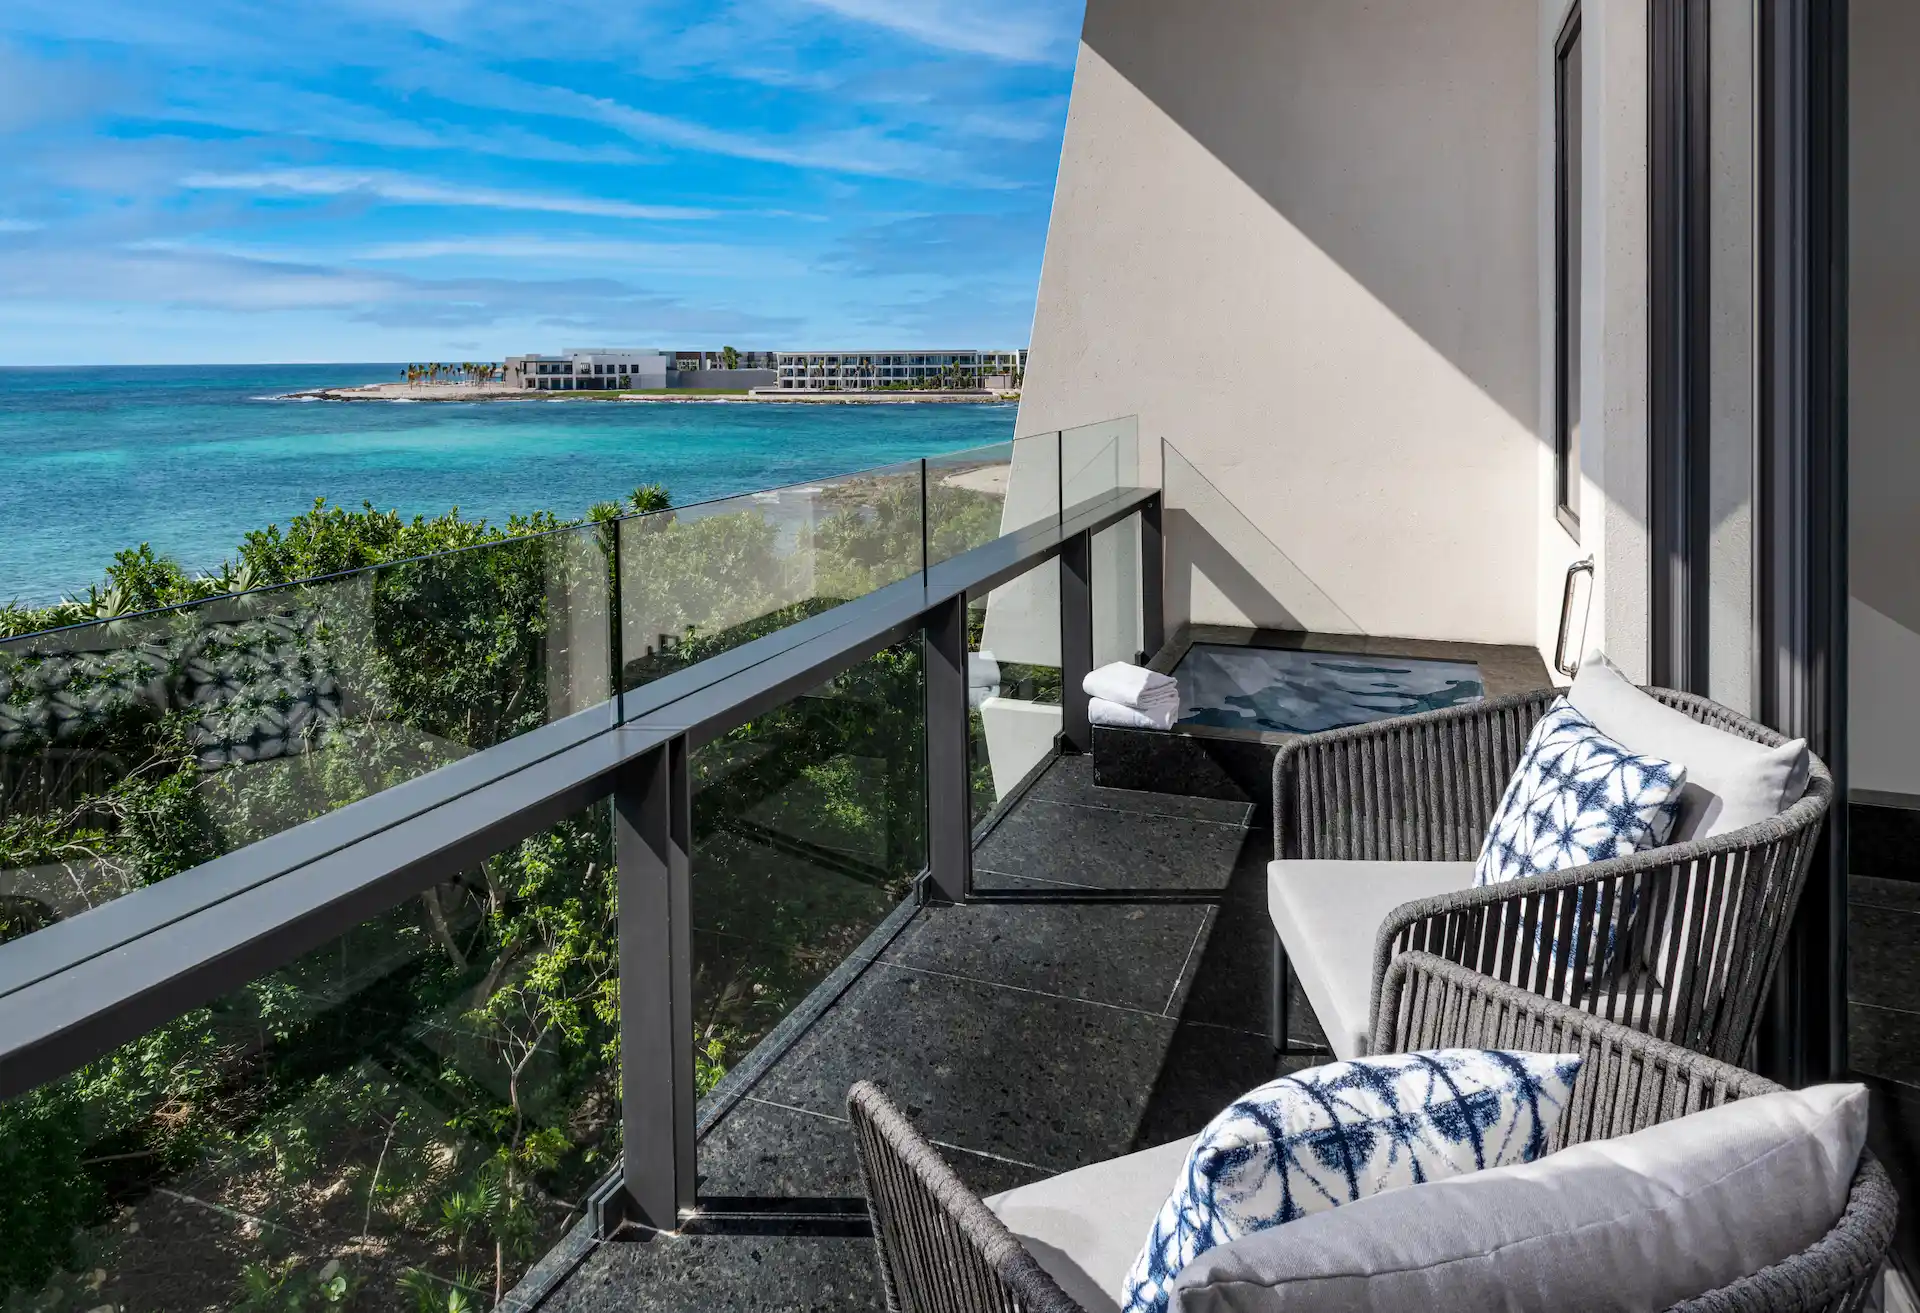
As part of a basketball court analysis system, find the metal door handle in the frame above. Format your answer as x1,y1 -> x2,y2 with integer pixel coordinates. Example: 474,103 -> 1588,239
1554,557 -> 1595,678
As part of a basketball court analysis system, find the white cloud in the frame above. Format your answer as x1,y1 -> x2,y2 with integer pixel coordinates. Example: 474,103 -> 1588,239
790,0 -> 1078,65
0,219 -> 45,233
352,235 -> 808,276
376,57 -> 1016,186
0,243 -> 799,335
178,168 -> 718,221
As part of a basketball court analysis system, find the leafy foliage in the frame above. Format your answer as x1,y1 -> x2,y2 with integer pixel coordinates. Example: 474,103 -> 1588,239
0,458 -> 1013,1309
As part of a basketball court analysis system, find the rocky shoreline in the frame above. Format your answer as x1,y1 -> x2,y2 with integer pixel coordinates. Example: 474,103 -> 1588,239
279,381 -> 1018,404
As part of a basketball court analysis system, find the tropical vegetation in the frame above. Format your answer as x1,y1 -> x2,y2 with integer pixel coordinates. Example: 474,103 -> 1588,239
0,464 -> 1011,1311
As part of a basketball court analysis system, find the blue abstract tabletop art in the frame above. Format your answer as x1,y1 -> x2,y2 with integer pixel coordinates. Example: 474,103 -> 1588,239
1172,644 -> 1485,736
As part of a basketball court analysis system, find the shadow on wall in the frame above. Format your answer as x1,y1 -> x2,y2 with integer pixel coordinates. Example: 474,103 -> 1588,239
1163,444 -> 1363,636
1082,0 -> 1542,434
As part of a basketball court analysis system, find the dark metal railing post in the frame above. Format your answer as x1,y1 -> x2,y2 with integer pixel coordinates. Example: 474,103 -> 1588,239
925,593 -> 973,902
1139,495 -> 1165,663
1060,530 -> 1094,753
919,457 -> 930,579
608,515 -> 626,723
605,734 -> 696,1235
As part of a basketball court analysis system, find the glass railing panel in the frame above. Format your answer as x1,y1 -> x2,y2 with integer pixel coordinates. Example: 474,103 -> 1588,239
967,559 -> 1062,828
1161,441 -> 1362,634
0,524 -> 612,948
0,802 -> 618,1310
690,637 -> 925,1196
1060,415 -> 1140,513
616,460 -> 924,695
1092,518 -> 1145,668
924,431 -> 1061,570
925,441 -> 1011,567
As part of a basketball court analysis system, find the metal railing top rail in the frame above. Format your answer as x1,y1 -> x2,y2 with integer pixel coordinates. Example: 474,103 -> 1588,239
0,429 -> 1136,1005
0,481 -> 1160,1102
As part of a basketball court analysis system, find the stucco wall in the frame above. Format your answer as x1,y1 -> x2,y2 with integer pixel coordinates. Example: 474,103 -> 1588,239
1849,0 -> 1920,796
1018,0 -> 1546,648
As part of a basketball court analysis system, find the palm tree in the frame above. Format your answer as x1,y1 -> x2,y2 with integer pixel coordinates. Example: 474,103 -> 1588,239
722,345 -> 740,371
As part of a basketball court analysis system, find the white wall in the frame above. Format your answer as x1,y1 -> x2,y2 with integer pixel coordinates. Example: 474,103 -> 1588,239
1589,0 -> 1650,682
1019,0 -> 1546,649
1849,0 -> 1920,797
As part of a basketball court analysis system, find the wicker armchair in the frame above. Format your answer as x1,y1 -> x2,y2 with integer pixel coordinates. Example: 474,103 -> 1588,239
1268,686 -> 1832,1065
849,953 -> 1894,1313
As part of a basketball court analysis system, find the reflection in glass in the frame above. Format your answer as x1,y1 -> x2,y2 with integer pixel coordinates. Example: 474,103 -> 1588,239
0,806 -> 619,1311
0,526 -> 611,949
689,638 -> 926,1106
970,561 -> 1063,825
618,461 -> 924,694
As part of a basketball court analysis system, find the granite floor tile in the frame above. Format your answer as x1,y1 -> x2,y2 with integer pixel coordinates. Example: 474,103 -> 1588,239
1027,753 -> 1255,825
1129,1022 -> 1284,1152
1851,1000 -> 1920,1090
697,1096 -> 1043,1201
697,1097 -> 867,1198
749,960 -> 1179,1173
1171,902 -> 1328,1049
1221,831 -> 1276,908
971,799 -> 1249,892
1849,902 -> 1920,1013
544,1232 -> 883,1313
878,900 -> 1210,1014
1852,801 -> 1920,883
1861,1077 -> 1920,1272
1856,873 -> 1920,915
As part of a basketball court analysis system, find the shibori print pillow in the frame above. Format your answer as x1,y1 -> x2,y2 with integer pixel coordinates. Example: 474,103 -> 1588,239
1475,698 -> 1687,888
1119,1048 -> 1582,1313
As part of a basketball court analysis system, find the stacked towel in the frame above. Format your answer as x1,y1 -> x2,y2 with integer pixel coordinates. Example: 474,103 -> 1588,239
1084,662 -> 1179,731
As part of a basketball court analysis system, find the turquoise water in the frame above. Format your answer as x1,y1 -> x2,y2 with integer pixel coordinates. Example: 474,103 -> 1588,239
0,365 -> 1018,603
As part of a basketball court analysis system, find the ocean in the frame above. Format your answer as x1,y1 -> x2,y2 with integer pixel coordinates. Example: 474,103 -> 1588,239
0,365 -> 1020,604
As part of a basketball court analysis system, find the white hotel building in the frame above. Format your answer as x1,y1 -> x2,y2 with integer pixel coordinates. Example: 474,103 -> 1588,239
502,349 -> 670,391
773,350 -> 1027,391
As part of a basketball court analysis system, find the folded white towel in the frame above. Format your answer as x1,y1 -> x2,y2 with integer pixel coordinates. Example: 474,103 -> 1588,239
1089,695 -> 1177,731
1083,662 -> 1179,710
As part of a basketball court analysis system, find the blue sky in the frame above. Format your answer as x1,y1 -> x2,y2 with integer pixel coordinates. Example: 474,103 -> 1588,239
0,0 -> 1084,364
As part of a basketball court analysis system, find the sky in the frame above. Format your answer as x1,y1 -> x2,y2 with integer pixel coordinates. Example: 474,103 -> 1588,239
0,0 -> 1085,365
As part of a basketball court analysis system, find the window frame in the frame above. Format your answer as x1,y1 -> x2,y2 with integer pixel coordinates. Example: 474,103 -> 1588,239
1553,2 -> 1584,540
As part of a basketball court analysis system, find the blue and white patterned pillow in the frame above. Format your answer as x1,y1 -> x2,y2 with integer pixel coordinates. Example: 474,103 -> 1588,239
1118,1049 -> 1581,1313
1475,698 -> 1687,888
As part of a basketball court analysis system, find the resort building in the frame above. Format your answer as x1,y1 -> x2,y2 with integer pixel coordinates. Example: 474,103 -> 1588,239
670,349 -> 776,371
773,348 -> 1027,390
502,348 -> 670,390
5,4 -> 1918,1313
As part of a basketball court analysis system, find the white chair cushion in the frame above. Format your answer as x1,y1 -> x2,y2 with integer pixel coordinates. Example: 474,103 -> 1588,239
1570,650 -> 1810,841
1169,1083 -> 1868,1312
985,1136 -> 1197,1313
1266,860 -> 1476,1058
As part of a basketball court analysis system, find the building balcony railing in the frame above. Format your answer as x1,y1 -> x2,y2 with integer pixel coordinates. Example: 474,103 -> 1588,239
0,418 -> 1151,1311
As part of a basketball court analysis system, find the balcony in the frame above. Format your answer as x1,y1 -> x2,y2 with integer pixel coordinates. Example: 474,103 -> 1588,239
0,411 -> 1909,1310
0,421 -> 1161,1312
540,754 -> 1269,1311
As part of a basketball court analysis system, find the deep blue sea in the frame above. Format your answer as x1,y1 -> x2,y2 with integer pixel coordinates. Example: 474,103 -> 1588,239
0,365 -> 1018,604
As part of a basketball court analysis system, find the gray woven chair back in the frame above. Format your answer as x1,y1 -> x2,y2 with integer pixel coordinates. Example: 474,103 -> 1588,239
848,1080 -> 1082,1313
848,954 -> 1893,1313
1377,954 -> 1894,1313
1272,685 -> 1832,1065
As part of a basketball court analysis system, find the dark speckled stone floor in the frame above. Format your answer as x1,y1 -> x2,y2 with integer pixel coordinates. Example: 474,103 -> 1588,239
536,755 -> 1294,1312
